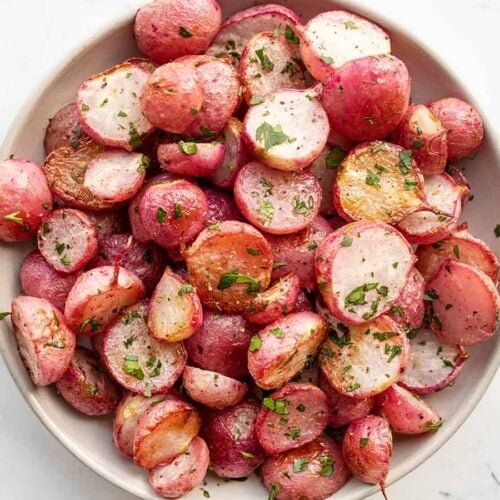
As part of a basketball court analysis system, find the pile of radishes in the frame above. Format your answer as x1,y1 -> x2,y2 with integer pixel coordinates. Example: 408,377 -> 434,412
1,1 -> 498,498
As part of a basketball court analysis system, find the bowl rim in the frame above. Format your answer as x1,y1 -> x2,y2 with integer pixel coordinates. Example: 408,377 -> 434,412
0,1 -> 499,499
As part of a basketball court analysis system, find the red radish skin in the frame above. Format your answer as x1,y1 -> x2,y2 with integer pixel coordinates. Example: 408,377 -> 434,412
426,259 -> 500,346
20,251 -> 81,311
446,165 -> 472,208
203,187 -> 242,226
11,296 -> 76,386
84,210 -> 129,239
122,56 -> 159,74
0,159 -> 53,242
56,346 -> 120,416
37,208 -> 98,273
44,103 -> 88,155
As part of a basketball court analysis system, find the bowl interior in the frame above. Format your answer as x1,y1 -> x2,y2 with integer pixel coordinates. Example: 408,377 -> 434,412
0,1 -> 499,499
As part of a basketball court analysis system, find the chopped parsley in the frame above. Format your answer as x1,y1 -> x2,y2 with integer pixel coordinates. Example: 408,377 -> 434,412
360,437 -> 369,448
217,268 -> 260,294
178,141 -> 198,155
178,284 -> 196,296
249,335 -> 262,352
285,25 -> 299,44
179,26 -> 192,38
255,48 -> 274,72
122,309 -> 140,325
325,146 -> 345,169
250,95 -> 265,105
258,201 -> 274,226
173,203 -> 183,218
262,397 -> 289,415
341,237 -> 353,247
122,355 -> 144,380
293,457 -> 308,472
256,122 -> 290,150
319,455 -> 334,476
398,149 -> 413,175
156,207 -> 166,224
292,195 -> 314,217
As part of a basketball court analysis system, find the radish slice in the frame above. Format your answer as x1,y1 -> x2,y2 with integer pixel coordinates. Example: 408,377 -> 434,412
103,300 -> 186,395
243,88 -> 330,171
315,221 -> 416,324
234,161 -> 322,234
37,208 -> 98,273
397,172 -> 466,245
318,315 -> 409,398
426,259 -> 500,346
399,328 -> 467,394
77,62 -> 154,150
83,150 -> 146,202
299,10 -> 390,82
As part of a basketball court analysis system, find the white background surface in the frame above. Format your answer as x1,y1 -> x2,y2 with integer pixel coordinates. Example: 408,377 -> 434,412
0,1 -> 499,499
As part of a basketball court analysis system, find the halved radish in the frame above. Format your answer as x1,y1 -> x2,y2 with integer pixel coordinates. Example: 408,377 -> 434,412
446,166 -> 471,208
103,301 -> 186,395
245,273 -> 300,325
77,62 -> 154,150
185,221 -> 273,313
64,265 -> 146,335
333,142 -> 426,225
158,141 -> 225,176
148,436 -> 210,499
148,267 -> 203,342
83,150 -> 146,202
397,172 -> 467,245
416,223 -> 499,284
255,383 -> 328,454
210,117 -> 251,188
399,328 -> 467,394
376,384 -> 443,435
426,259 -> 500,345
247,311 -> 327,390
234,161 -> 321,234
11,296 -> 76,386
298,10 -> 390,82
56,346 -> 120,416
134,399 -> 201,469
315,221 -> 416,324
203,187 -> 243,226
206,4 -> 302,64
318,315 -> 408,398
181,366 -> 248,409
37,208 -> 98,273
239,31 -> 306,105
243,88 -> 330,171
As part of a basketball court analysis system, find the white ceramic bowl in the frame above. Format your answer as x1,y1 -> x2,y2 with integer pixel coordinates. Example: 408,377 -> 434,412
0,1 -> 499,498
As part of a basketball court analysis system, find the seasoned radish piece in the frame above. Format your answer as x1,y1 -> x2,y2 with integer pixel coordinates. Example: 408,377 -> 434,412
103,301 -> 186,395
0,159 -> 52,242
416,224 -> 499,284
426,259 -> 500,345
43,138 -> 115,211
387,268 -> 425,330
333,142 -> 426,224
397,172 -> 466,245
315,221 -> 416,324
239,31 -> 306,105
206,4 -> 301,64
203,187 -> 242,226
148,267 -> 203,342
342,415 -> 392,486
37,208 -> 98,273
148,436 -> 210,499
56,346 -> 120,416
261,435 -> 349,499
83,150 -> 146,202
318,371 -> 374,428
255,383 -> 328,454
399,328 -> 467,394
428,97 -> 484,161
245,273 -> 300,325
134,0 -> 221,64
201,398 -> 266,478
376,384 -> 443,435
77,63 -> 154,150
319,315 -> 408,398
185,221 -> 273,312
134,399 -> 201,469
299,10 -> 390,82
308,144 -> 347,217
11,296 -> 76,386
44,103 -> 88,154
122,56 -> 159,74
390,104 -> 448,174
210,118 -> 251,188
182,366 -> 248,409
20,251 -> 81,311
84,210 -> 129,239
139,179 -> 208,249
268,216 -> 332,291
243,88 -> 329,171
234,161 -> 321,234
158,141 -> 225,177
321,55 -> 410,142
248,312 -> 327,390
184,310 -> 252,378
446,166 -> 472,208
64,265 -> 146,335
